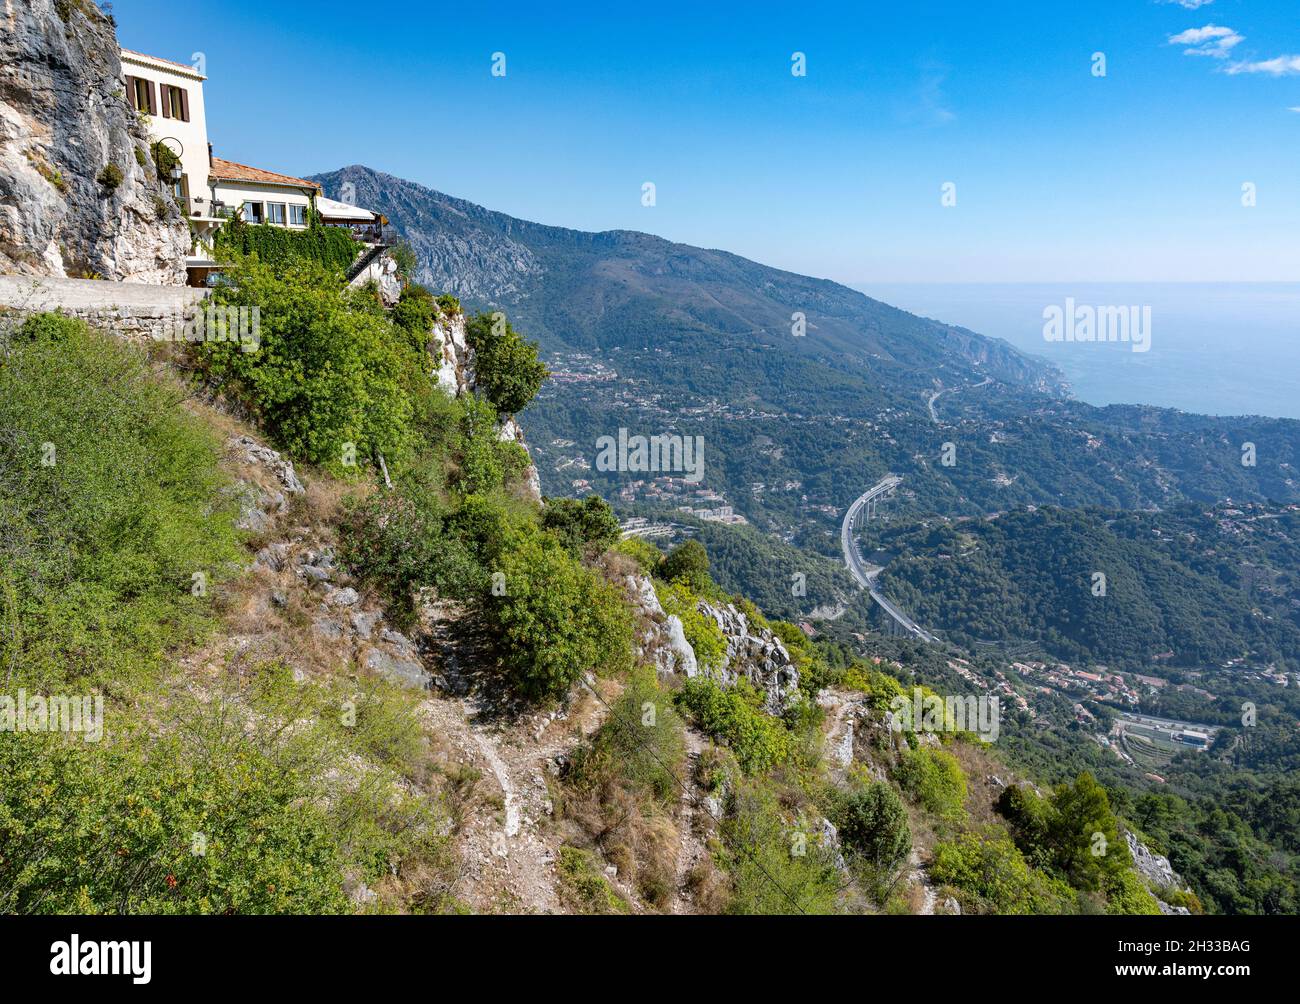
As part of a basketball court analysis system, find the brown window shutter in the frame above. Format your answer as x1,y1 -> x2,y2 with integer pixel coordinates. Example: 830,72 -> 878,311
160,84 -> 171,118
179,88 -> 190,122
146,80 -> 157,116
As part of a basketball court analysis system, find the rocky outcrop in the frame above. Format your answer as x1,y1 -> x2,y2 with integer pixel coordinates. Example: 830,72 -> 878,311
431,310 -> 468,395
232,432 -> 432,691
1124,829 -> 1191,914
347,248 -> 402,306
0,0 -> 189,282
431,306 -> 542,502
229,434 -> 305,533
625,575 -> 799,715
697,600 -> 800,715
1124,830 -> 1183,890
626,575 -> 698,679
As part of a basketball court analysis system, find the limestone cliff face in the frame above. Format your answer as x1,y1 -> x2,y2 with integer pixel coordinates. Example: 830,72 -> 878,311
0,0 -> 189,282
432,308 -> 543,502
626,573 -> 801,715
697,600 -> 801,715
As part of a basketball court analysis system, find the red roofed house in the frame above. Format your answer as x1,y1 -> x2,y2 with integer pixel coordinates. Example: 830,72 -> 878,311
120,48 -> 385,285
208,156 -> 319,230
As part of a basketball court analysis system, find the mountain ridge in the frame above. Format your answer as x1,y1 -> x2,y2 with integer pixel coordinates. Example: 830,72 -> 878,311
308,164 -> 1066,400
306,165 -> 1300,550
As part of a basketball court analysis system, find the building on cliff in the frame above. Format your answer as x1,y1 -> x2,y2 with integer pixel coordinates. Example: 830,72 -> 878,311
119,48 -> 385,285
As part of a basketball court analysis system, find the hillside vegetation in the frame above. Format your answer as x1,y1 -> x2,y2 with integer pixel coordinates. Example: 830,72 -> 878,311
0,249 -> 1192,915
875,505 -> 1300,672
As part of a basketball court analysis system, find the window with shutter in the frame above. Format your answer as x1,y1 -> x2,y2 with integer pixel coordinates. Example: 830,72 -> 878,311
160,84 -> 172,118
146,79 -> 157,116
128,77 -> 153,114
179,88 -> 190,122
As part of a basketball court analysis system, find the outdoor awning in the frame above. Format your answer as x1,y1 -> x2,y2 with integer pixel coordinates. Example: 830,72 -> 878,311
315,194 -> 384,224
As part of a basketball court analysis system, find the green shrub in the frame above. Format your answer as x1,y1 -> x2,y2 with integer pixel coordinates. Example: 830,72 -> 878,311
198,252 -> 419,470
834,782 -> 912,890
0,670 -> 453,914
484,529 -> 633,702
340,485 -> 484,628
446,491 -> 532,567
451,394 -> 531,496
720,781 -> 841,914
998,772 -> 1143,900
389,242 -> 417,279
96,163 -> 123,191
1042,772 -> 1131,892
150,141 -> 180,182
0,728 -> 346,914
390,283 -> 437,349
893,745 -> 967,821
930,829 -> 1075,915
463,310 -> 547,416
556,846 -> 630,914
0,314 -> 241,690
541,495 -> 621,558
497,441 -> 533,485
615,536 -> 662,574
677,678 -> 790,774
996,783 -> 1054,868
570,670 -> 685,804
842,664 -> 906,713
660,539 -> 711,593
458,424 -> 505,494
1105,868 -> 1162,915
1157,885 -> 1203,914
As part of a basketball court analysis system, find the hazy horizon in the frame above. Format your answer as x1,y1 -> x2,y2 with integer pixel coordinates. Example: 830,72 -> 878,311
858,280 -> 1300,421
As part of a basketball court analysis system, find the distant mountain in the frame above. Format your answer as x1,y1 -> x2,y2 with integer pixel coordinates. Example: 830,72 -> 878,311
309,165 -> 1065,409
307,166 -> 1300,560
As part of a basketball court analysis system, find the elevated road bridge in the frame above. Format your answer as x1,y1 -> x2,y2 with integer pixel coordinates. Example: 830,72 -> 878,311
840,475 -> 939,643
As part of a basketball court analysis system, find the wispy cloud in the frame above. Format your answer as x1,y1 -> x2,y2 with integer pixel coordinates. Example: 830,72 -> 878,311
918,64 -> 955,124
895,60 -> 955,126
1166,18 -> 1300,79
1168,24 -> 1244,58
1226,55 -> 1300,77
1159,0 -> 1215,9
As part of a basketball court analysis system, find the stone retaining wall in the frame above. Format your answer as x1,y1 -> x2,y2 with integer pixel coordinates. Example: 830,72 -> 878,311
0,275 -> 208,342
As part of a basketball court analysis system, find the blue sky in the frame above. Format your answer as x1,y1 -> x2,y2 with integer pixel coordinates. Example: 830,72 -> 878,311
113,0 -> 1300,283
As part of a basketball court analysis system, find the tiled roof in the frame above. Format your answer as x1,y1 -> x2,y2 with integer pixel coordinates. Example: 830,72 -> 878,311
209,157 -> 321,191
120,48 -> 206,80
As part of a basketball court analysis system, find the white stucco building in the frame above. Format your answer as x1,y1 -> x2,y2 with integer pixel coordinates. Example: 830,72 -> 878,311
120,51 -> 215,224
120,48 -> 384,284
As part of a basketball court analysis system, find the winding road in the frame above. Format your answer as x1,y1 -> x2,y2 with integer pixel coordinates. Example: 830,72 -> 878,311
927,377 -> 993,425
840,476 -> 939,643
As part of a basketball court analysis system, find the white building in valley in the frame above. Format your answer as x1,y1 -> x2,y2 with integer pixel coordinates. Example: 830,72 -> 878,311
120,48 -> 384,284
